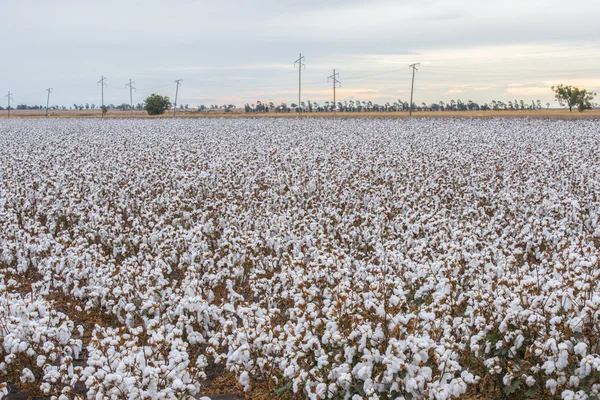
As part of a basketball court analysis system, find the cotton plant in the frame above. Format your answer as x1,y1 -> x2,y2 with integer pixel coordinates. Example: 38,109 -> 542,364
0,117 -> 599,399
0,291 -> 83,397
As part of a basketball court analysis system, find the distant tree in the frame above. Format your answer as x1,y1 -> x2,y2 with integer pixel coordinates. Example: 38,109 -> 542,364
101,105 -> 108,116
144,94 -> 171,115
551,84 -> 596,112
546,102 -> 550,109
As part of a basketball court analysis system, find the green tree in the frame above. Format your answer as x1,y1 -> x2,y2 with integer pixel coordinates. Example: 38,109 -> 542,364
551,85 -> 596,112
144,94 -> 171,115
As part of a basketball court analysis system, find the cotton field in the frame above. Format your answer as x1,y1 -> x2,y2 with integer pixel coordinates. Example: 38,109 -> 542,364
0,118 -> 599,400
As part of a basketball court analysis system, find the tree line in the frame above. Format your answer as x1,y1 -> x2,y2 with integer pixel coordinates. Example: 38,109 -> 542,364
1,102 -> 192,112
243,99 -> 557,113
2,85 -> 595,114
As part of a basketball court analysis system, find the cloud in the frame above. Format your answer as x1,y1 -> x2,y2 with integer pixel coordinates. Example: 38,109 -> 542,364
447,88 -> 465,94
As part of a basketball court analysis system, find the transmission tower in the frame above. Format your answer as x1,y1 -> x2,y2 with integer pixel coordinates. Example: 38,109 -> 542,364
45,88 -> 53,117
294,53 -> 305,115
327,69 -> 341,116
5,91 -> 13,117
173,79 -> 182,116
98,76 -> 107,117
409,63 -> 420,116
126,79 -> 136,115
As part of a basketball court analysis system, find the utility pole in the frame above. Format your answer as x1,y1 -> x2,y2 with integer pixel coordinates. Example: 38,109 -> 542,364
126,79 -> 136,116
327,69 -> 341,117
5,91 -> 13,117
98,76 -> 107,117
409,63 -> 420,117
173,79 -> 182,117
45,88 -> 53,117
294,53 -> 305,115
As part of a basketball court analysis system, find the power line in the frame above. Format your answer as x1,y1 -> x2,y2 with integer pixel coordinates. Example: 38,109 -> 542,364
45,88 -> 53,117
126,79 -> 136,115
409,63 -> 420,116
5,91 -> 13,118
173,79 -> 182,117
97,76 -> 107,117
294,53 -> 306,115
327,69 -> 341,116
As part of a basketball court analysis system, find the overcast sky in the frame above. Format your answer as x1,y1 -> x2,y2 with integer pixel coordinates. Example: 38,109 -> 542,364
1,0 -> 599,108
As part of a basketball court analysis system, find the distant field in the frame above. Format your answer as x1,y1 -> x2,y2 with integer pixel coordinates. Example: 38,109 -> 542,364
1,108 -> 600,119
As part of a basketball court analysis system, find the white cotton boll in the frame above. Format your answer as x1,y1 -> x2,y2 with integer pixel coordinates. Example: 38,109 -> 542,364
284,365 -> 296,378
420,367 -> 432,381
20,368 -> 35,383
543,360 -> 556,375
37,355 -> 47,367
525,376 -> 536,386
574,343 -> 587,357
569,376 -> 580,388
405,378 -> 418,391
461,371 -> 475,384
40,382 -> 51,394
328,383 -> 338,394
315,383 -> 327,397
18,342 -> 28,353
239,371 -> 250,391
452,380 -> 466,398
43,342 -> 55,353
514,335 -> 525,349
562,390 -> 575,400
172,378 -> 185,390
546,379 -> 557,395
